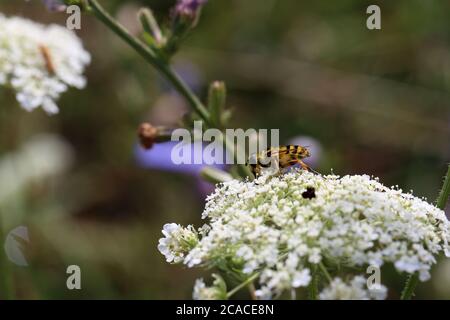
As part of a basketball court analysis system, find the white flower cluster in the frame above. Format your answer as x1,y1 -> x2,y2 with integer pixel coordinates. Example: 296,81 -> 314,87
0,134 -> 73,204
158,223 -> 198,263
0,14 -> 90,114
158,170 -> 450,299
319,276 -> 387,300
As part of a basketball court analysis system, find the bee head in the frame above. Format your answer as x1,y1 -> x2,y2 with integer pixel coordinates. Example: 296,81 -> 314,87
306,149 -> 311,157
302,146 -> 311,158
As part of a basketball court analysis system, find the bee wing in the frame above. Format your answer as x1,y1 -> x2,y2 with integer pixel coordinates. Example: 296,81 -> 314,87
265,146 -> 287,157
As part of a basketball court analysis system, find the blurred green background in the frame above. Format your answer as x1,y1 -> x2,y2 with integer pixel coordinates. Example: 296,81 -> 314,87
0,0 -> 449,299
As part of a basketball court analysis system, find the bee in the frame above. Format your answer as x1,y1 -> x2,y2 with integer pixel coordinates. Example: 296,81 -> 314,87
247,145 -> 317,177
39,44 -> 55,75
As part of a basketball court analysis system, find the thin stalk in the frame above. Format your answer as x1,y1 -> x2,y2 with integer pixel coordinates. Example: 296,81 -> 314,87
290,288 -> 297,300
400,272 -> 419,300
227,273 -> 259,299
87,0 -> 254,178
221,133 -> 254,179
158,63 -> 211,124
401,164 -> 450,300
87,0 -> 210,124
319,262 -> 332,283
308,265 -> 319,300
436,164 -> 450,210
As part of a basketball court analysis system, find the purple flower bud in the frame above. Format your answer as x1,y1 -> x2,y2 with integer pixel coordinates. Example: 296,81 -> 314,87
174,0 -> 208,18
41,0 -> 67,12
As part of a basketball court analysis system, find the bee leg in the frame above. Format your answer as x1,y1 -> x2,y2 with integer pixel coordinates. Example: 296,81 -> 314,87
299,160 -> 320,174
249,163 -> 257,177
266,157 -> 280,176
282,159 -> 299,174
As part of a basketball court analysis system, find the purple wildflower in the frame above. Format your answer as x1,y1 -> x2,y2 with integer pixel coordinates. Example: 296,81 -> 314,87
41,0 -> 67,12
135,141 -> 226,197
174,0 -> 208,18
135,141 -> 225,175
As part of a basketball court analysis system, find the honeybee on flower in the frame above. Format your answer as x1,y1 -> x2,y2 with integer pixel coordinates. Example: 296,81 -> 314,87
247,145 -> 317,176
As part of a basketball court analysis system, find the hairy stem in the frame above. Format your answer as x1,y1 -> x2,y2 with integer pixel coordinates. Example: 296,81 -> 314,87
436,164 -> 450,210
401,164 -> 450,300
87,0 -> 253,178
400,272 -> 419,300
87,0 -> 210,124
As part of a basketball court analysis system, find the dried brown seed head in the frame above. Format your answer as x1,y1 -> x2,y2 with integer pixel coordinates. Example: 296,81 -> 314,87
138,123 -> 159,149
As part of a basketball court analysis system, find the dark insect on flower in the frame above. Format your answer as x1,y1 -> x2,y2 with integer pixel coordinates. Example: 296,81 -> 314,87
302,187 -> 316,199
247,145 -> 317,177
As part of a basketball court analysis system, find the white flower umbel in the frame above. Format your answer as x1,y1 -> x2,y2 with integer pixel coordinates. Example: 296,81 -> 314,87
158,223 -> 198,263
319,276 -> 387,300
0,14 -> 90,114
158,170 -> 450,299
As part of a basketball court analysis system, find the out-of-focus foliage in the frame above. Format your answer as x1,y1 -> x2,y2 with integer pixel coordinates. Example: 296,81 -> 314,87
0,0 -> 448,299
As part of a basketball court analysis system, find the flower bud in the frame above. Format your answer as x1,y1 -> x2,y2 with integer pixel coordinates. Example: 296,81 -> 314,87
173,0 -> 208,24
208,81 -> 226,128
137,123 -> 172,149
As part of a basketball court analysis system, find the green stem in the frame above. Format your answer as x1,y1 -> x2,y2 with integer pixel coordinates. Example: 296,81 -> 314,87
319,262 -> 332,283
308,265 -> 319,300
401,164 -> 450,300
290,288 -> 297,300
159,63 -> 211,124
226,273 -> 259,299
221,134 -> 254,179
87,0 -> 254,179
400,272 -> 419,300
436,164 -> 450,210
87,0 -> 210,124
